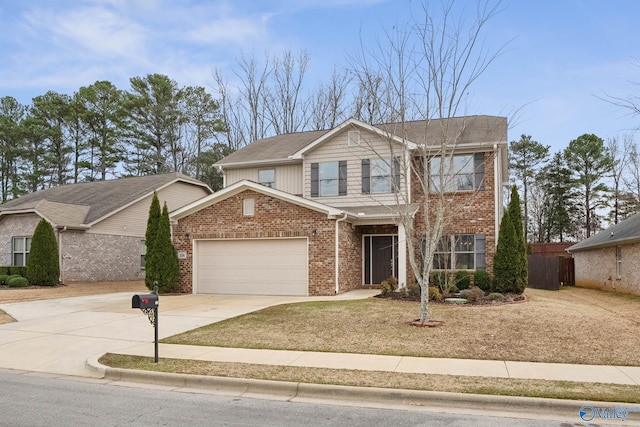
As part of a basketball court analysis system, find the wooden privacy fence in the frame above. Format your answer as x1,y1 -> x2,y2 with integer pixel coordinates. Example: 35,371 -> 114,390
527,255 -> 575,290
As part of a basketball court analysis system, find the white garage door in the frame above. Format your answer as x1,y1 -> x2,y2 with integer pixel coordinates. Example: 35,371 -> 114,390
195,238 -> 308,296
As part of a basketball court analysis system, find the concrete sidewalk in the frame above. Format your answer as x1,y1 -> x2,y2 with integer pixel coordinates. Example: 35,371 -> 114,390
105,341 -> 640,386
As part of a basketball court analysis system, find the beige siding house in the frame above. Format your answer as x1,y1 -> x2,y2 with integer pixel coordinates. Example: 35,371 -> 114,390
0,173 -> 212,283
568,212 -> 640,295
172,116 -> 509,297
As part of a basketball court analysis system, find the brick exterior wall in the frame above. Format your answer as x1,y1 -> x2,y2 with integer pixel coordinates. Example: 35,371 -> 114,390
0,214 -> 42,265
574,243 -> 640,295
60,231 -> 145,282
173,190 -> 348,296
409,152 -> 497,283
338,220 -> 362,292
0,213 -> 145,282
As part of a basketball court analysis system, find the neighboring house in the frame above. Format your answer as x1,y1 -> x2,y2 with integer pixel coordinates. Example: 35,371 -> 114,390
0,173 -> 212,283
171,116 -> 508,296
567,212 -> 640,295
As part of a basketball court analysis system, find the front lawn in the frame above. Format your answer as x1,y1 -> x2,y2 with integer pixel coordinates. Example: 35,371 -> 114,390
163,287 -> 640,366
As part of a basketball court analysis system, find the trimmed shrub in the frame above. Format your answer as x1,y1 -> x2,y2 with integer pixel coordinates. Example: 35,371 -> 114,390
406,281 -> 421,299
0,275 -> 8,285
429,272 -> 446,289
428,286 -> 443,302
7,276 -> 29,288
26,219 -> 60,286
0,266 -> 9,275
455,271 -> 471,290
380,276 -> 398,296
489,292 -> 504,301
464,286 -> 485,304
474,271 -> 492,293
10,266 -> 27,276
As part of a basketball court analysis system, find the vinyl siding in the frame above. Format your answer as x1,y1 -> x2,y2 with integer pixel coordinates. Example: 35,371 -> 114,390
225,164 -> 303,195
91,183 -> 210,236
304,129 -> 407,207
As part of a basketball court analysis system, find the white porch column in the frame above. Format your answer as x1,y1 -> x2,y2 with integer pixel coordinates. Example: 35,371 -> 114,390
398,223 -> 407,288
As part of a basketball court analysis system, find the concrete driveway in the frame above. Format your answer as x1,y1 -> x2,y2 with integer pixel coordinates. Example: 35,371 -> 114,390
0,290 -> 377,377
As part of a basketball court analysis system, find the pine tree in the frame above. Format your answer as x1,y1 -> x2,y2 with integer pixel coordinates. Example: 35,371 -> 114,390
144,192 -> 161,290
26,218 -> 60,286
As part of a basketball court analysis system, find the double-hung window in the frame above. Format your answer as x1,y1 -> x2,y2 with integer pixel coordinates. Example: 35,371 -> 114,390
429,153 -> 485,192
12,236 -> 32,266
310,161 -> 347,197
362,157 -> 400,194
432,234 -> 485,271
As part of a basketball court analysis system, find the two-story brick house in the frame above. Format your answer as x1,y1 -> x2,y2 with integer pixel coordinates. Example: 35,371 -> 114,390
171,116 -> 508,296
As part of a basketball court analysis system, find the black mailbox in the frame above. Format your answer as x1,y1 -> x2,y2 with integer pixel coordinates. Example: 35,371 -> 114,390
132,293 -> 158,309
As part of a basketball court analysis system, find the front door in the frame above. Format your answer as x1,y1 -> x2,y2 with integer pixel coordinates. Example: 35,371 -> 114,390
364,235 -> 398,285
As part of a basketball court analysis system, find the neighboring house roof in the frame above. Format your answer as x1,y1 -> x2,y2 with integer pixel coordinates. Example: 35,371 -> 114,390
567,212 -> 640,252
215,115 -> 507,168
0,173 -> 212,228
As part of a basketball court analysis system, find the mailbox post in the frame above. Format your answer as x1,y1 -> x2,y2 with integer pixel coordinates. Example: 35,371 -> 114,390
132,284 -> 159,363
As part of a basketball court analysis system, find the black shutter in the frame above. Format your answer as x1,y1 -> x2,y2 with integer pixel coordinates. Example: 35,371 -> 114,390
475,234 -> 486,270
338,160 -> 347,196
474,152 -> 485,190
393,156 -> 401,192
311,163 -> 319,197
361,159 -> 370,194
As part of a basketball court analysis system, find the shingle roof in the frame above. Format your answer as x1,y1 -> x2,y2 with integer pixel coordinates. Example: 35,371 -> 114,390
0,173 -> 210,227
216,115 -> 507,167
567,212 -> 640,252
216,129 -> 329,166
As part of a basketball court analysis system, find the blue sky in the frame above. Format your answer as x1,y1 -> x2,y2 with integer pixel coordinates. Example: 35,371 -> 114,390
1,0 -> 639,154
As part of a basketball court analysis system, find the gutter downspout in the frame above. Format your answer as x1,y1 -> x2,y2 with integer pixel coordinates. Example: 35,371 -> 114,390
58,226 -> 67,285
335,212 -> 348,294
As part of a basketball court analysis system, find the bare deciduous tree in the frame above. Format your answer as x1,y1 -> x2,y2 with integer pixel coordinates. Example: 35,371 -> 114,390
351,0 -> 506,323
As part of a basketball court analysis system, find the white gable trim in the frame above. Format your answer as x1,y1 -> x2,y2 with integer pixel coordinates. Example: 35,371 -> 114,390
171,180 -> 344,220
288,118 -> 417,159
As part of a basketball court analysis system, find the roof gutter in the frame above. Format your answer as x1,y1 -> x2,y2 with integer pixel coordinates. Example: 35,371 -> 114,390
335,212 -> 348,294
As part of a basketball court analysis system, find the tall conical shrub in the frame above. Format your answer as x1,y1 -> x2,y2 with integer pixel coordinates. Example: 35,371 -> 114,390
145,192 -> 161,290
493,210 -> 525,293
151,202 -> 179,293
507,185 -> 528,292
26,218 -> 60,286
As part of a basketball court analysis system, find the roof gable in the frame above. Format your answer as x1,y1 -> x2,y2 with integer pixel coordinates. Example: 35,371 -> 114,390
171,180 -> 343,220
0,173 -> 212,228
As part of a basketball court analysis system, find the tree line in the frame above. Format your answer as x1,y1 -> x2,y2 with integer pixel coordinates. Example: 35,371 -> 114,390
0,47 -> 419,203
510,132 -> 639,243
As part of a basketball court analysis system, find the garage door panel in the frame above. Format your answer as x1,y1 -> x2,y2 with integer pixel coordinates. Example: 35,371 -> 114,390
196,238 -> 308,296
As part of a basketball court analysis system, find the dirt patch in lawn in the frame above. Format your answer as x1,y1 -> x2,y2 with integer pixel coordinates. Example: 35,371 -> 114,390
0,281 -> 146,324
164,286 -> 640,366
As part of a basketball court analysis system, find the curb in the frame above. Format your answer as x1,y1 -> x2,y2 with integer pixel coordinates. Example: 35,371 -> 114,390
85,355 -> 623,421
